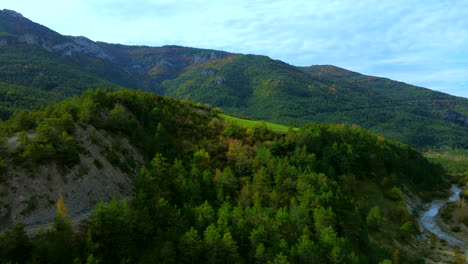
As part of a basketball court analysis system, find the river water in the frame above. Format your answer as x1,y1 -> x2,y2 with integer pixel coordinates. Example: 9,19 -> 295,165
418,184 -> 467,256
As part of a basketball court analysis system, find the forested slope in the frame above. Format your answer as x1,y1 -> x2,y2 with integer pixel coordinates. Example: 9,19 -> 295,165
0,89 -> 448,263
1,9 -> 467,149
162,55 -> 468,149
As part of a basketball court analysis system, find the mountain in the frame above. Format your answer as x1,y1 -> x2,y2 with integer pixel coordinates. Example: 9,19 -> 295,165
0,9 -> 467,149
0,89 -> 449,263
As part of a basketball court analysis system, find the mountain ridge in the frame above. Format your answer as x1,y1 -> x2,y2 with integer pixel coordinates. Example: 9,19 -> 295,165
0,9 -> 467,149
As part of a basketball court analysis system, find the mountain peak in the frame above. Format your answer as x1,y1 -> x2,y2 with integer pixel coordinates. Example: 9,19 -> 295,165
1,9 -> 24,18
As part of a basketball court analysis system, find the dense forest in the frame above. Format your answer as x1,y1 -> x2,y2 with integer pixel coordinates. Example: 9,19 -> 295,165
0,44 -> 122,119
0,89 -> 448,263
0,81 -> 65,119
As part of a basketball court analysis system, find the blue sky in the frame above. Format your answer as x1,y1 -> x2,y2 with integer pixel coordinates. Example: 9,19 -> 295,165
3,0 -> 468,98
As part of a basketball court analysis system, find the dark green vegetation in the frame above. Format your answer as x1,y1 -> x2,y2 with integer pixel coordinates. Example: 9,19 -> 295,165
1,9 -> 467,149
0,89 -> 448,263
0,81 -> 64,119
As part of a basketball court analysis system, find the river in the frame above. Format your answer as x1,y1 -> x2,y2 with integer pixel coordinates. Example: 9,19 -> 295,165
419,185 -> 464,246
418,184 -> 467,256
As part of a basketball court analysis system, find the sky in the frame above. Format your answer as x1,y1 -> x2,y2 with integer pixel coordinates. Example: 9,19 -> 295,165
3,0 -> 468,98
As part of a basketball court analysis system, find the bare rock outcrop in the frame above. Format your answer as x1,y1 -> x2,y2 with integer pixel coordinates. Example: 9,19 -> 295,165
444,110 -> 468,127
0,125 -> 143,230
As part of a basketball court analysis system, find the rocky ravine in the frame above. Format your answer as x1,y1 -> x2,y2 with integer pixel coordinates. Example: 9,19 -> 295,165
0,125 -> 143,231
417,185 -> 467,263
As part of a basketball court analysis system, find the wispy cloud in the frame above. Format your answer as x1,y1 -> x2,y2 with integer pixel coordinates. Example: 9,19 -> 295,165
3,0 -> 468,97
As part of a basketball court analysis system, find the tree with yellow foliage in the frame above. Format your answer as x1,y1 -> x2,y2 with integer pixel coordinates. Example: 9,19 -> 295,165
392,249 -> 400,264
455,250 -> 466,264
57,192 -> 68,217
53,192 -> 72,233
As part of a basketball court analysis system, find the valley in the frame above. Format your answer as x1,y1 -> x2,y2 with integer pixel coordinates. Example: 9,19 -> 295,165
0,8 -> 467,264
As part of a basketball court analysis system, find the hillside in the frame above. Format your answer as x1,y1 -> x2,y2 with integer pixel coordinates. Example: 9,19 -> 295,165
0,89 -> 451,263
219,113 -> 296,132
0,81 -> 65,119
0,9 -> 467,149
162,56 -> 468,149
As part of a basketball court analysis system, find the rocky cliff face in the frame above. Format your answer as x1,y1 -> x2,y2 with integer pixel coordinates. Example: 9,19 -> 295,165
0,10 -> 234,89
51,36 -> 114,60
0,125 -> 143,230
0,10 -> 113,60
444,110 -> 468,127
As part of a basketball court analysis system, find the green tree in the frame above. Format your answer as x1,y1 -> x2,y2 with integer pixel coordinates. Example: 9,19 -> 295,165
268,253 -> 290,264
108,104 -> 128,131
214,167 -> 238,202
87,200 -> 135,263
31,215 -> 76,264
399,221 -> 417,240
203,224 -> 222,264
179,227 -> 203,264
292,231 -> 320,263
221,232 -> 240,263
378,259 -> 392,264
0,223 -> 32,263
366,206 -> 385,230
203,225 -> 240,264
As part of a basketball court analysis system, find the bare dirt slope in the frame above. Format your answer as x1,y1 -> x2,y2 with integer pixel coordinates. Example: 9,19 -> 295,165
0,125 -> 143,230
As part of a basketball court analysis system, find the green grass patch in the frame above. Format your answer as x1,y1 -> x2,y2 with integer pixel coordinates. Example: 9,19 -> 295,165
425,149 -> 468,178
219,113 -> 297,132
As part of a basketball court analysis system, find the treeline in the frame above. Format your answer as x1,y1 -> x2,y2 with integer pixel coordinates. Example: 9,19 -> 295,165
0,89 -> 447,263
0,81 -> 65,119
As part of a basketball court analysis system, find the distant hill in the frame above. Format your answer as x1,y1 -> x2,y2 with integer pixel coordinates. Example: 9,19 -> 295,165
0,9 -> 467,149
